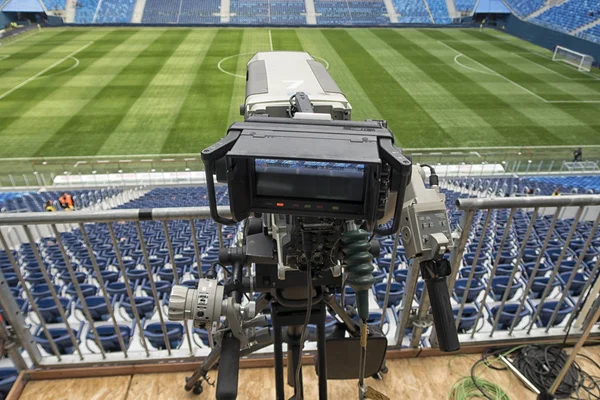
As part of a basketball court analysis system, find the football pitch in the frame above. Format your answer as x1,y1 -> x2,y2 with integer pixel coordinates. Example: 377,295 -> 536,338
0,27 -> 599,160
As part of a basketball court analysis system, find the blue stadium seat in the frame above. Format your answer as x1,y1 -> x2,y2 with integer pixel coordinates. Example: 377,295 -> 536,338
392,0 -> 431,24
532,0 -> 600,33
503,0 -> 545,18
44,0 -> 67,11
95,0 -> 136,23
427,0 -> 451,23
74,0 -> 100,23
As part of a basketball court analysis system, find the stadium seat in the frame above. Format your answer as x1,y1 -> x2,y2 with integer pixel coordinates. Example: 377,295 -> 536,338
532,0 -> 600,33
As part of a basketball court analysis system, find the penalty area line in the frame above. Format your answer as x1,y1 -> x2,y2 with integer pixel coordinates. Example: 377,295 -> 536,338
269,30 -> 273,51
438,40 -> 548,103
0,41 -> 93,101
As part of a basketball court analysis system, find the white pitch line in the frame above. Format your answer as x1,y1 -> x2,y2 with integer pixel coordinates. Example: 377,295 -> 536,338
437,40 -> 548,103
510,52 -> 573,80
514,51 -> 600,81
453,54 -> 495,76
546,100 -> 600,104
269,30 -> 273,51
0,41 -> 94,101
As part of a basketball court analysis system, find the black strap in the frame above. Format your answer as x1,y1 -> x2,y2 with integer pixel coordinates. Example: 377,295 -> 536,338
138,209 -> 153,221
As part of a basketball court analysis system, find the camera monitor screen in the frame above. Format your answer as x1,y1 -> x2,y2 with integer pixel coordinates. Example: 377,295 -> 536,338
254,159 -> 365,203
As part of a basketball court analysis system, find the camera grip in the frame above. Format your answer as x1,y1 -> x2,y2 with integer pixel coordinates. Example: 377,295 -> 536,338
216,335 -> 241,400
425,277 -> 460,353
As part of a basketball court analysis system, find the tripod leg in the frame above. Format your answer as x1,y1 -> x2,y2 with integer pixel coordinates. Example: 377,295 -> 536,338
316,305 -> 327,400
273,310 -> 285,400
287,325 -> 304,399
185,344 -> 222,392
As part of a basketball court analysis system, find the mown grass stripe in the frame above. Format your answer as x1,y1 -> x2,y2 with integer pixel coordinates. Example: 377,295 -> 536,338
322,29 -> 446,146
422,29 -> 599,145
226,29 -> 271,125
271,29 -> 303,51
0,30 -> 84,77
385,29 -> 562,146
98,30 -> 219,155
161,29 -> 244,153
462,30 -> 600,94
452,29 -> 589,102
0,30 -> 135,119
296,29 -> 383,123
35,30 -> 191,156
454,30 -> 600,136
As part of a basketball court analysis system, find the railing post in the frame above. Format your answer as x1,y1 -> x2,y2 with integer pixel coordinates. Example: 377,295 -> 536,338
0,269 -> 41,369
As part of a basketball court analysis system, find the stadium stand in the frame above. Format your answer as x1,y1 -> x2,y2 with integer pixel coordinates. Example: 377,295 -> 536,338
347,0 -> 389,25
178,0 -> 221,24
503,0 -> 545,18
43,0 -> 67,12
74,0 -> 100,23
532,0 -> 600,33
269,0 -> 306,25
579,24 -> 600,43
230,0 -> 270,24
141,0 -> 180,23
392,0 -> 431,24
314,0 -> 353,25
94,0 -> 135,23
427,0 -> 451,23
453,0 -> 476,13
0,188 -> 123,213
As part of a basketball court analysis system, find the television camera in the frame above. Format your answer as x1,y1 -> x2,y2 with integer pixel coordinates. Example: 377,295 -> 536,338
168,52 -> 458,400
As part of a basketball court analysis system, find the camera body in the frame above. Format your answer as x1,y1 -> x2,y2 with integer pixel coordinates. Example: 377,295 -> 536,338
168,52 -> 457,400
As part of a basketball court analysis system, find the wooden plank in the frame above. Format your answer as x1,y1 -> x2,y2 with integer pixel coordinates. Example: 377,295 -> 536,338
23,337 -> 596,381
6,371 -> 27,400
18,375 -> 132,400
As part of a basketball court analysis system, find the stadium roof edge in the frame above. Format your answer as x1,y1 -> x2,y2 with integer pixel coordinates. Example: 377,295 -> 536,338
2,0 -> 45,13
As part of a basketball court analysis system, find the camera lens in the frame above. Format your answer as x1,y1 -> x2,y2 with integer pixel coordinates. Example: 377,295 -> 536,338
168,285 -> 198,321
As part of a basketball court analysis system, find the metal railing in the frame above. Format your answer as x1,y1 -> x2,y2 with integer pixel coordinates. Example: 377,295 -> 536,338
2,146 -> 600,189
0,195 -> 599,371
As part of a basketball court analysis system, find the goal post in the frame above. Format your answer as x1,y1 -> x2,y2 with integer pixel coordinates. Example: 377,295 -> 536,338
552,45 -> 594,72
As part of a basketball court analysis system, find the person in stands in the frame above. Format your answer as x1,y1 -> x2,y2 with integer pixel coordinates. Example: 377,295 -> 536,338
552,188 -> 561,196
58,192 -> 74,211
44,200 -> 55,212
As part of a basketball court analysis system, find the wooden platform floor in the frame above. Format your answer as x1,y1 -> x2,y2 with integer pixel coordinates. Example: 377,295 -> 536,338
18,347 -> 600,399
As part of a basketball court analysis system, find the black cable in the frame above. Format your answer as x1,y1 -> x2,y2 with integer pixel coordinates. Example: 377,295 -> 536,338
294,231 -> 314,400
419,164 -> 439,187
510,345 -> 600,399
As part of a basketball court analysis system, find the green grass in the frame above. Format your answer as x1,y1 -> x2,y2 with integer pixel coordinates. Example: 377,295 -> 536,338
0,26 -> 599,161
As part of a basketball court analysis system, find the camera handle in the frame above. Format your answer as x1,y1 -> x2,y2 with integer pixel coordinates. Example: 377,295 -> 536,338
374,139 -> 412,236
201,130 -> 240,226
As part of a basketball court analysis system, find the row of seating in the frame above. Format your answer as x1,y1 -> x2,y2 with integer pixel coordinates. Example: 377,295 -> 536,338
66,0 -> 463,25
531,0 -> 600,33
0,189 -> 122,213
579,23 -> 600,43
74,0 -> 100,23
43,0 -> 67,11
503,0 -> 545,18
315,0 -> 389,25
94,0 -> 136,23
141,0 -> 221,24
453,0 -> 476,12
427,0 -> 451,24
393,0 -> 431,24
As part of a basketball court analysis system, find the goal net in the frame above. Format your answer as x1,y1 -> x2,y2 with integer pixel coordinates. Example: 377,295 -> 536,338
552,45 -> 594,72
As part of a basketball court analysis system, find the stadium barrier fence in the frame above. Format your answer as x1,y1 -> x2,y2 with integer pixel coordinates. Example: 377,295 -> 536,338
1,146 -> 599,189
0,196 -> 599,371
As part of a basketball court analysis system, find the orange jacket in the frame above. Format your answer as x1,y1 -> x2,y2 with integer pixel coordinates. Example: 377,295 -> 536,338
59,194 -> 74,208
